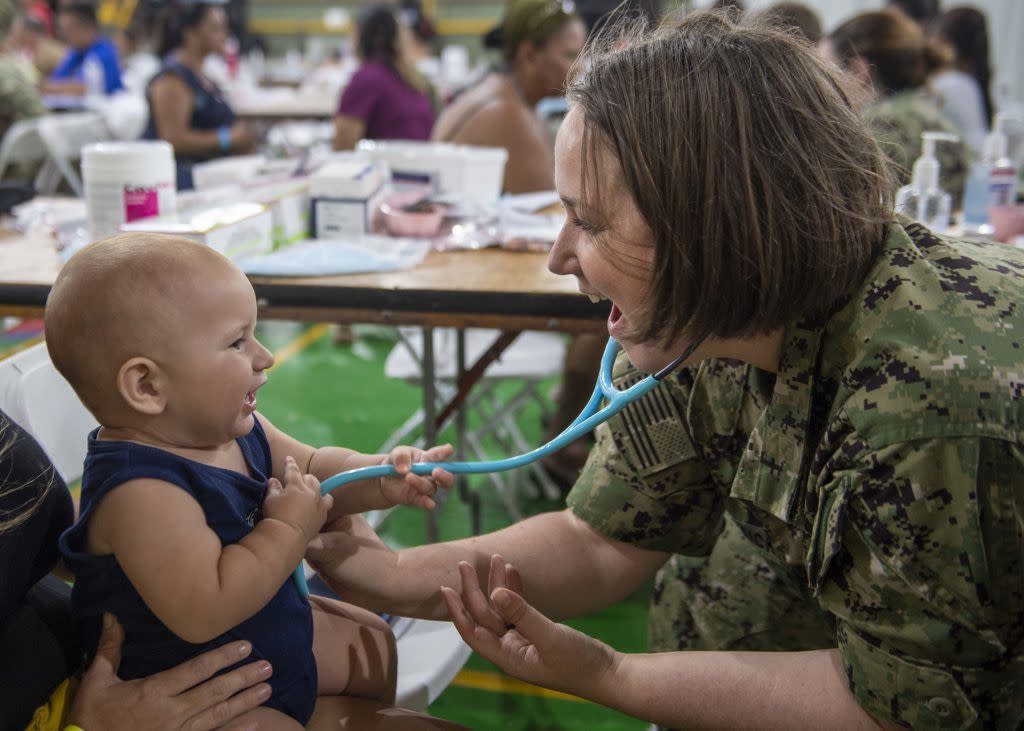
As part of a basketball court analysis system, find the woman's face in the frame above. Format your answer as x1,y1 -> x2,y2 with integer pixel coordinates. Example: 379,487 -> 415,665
548,108 -> 686,374
531,18 -> 587,98
193,6 -> 228,56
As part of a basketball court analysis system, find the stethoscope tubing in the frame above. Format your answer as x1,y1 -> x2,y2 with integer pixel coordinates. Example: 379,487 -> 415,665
294,334 -> 705,595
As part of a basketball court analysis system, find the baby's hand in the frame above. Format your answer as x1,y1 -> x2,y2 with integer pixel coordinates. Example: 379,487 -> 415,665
263,456 -> 333,540
380,444 -> 455,510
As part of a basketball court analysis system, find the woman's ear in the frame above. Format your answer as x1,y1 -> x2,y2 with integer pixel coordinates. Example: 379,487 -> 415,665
116,357 -> 166,415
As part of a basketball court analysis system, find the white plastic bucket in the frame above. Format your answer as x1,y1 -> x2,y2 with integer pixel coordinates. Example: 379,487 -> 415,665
82,141 -> 176,242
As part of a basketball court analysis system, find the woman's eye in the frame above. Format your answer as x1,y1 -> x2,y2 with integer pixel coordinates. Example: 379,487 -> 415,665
573,216 -> 595,233
231,338 -> 245,349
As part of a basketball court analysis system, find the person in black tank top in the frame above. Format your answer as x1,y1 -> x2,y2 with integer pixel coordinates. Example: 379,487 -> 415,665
144,1 -> 251,189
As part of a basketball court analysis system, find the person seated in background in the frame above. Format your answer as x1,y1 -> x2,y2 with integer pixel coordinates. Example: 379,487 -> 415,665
432,0 -> 585,194
333,5 -> 435,151
930,6 -> 993,155
47,234 -> 456,727
826,8 -> 969,202
887,0 -> 939,24
142,0 -> 252,190
42,2 -> 123,97
6,13 -> 65,81
0,0 -> 43,144
756,1 -> 821,44
435,0 -> 592,488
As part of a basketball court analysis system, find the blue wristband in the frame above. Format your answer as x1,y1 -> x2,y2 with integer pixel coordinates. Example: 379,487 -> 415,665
218,125 -> 232,152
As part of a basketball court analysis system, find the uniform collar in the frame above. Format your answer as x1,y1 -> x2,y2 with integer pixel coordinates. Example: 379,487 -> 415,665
731,315 -> 827,525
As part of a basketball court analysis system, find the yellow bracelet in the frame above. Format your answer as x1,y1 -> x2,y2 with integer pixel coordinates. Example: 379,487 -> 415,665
64,726 -> 86,731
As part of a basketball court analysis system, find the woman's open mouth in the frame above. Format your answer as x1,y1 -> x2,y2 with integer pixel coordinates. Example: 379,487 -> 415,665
608,302 -> 624,335
244,391 -> 257,409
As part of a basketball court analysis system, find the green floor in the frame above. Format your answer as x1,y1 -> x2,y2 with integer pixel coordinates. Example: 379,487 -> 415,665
255,322 -> 651,731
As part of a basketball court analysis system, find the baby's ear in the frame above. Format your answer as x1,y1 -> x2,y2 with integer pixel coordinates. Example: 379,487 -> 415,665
116,357 -> 166,415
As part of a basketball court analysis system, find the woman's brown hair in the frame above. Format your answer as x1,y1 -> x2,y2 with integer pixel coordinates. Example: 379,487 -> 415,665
0,419 -> 57,535
829,9 -> 951,95
566,9 -> 895,344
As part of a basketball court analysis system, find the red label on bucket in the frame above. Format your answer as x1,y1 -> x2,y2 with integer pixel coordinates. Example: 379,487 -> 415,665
123,185 -> 161,222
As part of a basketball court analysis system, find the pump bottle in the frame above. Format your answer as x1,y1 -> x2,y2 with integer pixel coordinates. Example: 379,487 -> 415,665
895,131 -> 959,231
962,113 -> 1021,234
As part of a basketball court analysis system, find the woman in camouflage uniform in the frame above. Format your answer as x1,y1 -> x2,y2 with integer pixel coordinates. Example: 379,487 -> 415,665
0,0 -> 43,149
310,10 -> 1023,729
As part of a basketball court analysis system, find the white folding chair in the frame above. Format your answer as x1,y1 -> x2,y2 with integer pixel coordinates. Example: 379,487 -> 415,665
0,341 -> 96,483
35,112 -> 110,196
0,341 -> 468,712
383,327 -> 567,521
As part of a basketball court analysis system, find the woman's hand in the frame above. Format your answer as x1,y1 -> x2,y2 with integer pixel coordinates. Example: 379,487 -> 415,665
229,121 -> 255,152
379,444 -> 455,510
440,555 -> 621,700
68,612 -> 272,731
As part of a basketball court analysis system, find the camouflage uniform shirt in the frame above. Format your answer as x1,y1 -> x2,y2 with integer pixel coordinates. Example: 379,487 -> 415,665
568,222 -> 1023,729
0,54 -> 44,144
864,89 -> 970,203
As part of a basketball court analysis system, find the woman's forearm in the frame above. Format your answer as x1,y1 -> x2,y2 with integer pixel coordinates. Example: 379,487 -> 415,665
593,648 -> 889,730
162,128 -> 227,158
319,510 -> 666,620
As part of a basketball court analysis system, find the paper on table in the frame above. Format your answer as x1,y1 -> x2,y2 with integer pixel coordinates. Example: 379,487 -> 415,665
237,236 -> 431,277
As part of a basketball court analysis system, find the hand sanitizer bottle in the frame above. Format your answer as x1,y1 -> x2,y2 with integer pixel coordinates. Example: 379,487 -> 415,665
962,113 -> 1022,234
895,131 -> 959,231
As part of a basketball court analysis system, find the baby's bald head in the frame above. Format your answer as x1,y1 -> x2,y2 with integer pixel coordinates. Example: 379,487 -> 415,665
45,234 -> 238,420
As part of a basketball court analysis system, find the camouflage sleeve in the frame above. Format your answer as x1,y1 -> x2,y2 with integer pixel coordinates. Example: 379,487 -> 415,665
812,435 -> 1023,729
0,60 -> 45,135
566,354 -> 732,555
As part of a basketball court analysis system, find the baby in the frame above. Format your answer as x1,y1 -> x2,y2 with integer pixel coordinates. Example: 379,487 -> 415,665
49,234 -> 454,728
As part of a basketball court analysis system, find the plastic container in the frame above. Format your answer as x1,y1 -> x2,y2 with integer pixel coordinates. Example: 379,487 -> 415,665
309,160 -> 387,238
989,204 -> 1024,243
82,141 -> 176,242
356,141 -> 508,206
380,191 -> 446,237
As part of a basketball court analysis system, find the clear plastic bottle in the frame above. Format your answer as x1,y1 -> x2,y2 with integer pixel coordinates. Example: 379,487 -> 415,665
962,113 -> 1022,235
895,131 -> 959,231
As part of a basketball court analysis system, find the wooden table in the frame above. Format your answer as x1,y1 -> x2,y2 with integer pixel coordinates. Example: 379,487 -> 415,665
0,229 -> 606,331
0,227 -> 609,535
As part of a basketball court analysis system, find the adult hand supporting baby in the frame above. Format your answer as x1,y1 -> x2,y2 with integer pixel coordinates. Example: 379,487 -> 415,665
67,612 -> 273,730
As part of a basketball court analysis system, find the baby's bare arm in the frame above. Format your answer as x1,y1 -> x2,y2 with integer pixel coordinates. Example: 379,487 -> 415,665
257,414 -> 453,517
257,413 -> 393,516
92,478 -> 313,643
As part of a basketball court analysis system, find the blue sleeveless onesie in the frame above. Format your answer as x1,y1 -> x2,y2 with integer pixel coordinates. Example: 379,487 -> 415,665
59,420 -> 317,723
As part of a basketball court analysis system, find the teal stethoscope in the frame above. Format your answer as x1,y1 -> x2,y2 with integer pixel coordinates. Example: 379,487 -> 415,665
294,334 -> 706,595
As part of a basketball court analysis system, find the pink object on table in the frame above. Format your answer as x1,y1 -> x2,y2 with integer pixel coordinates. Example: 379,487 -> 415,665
989,204 -> 1024,244
380,191 -> 446,237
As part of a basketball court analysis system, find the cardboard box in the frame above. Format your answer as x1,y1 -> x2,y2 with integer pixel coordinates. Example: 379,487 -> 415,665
309,160 -> 386,238
120,202 -> 273,261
